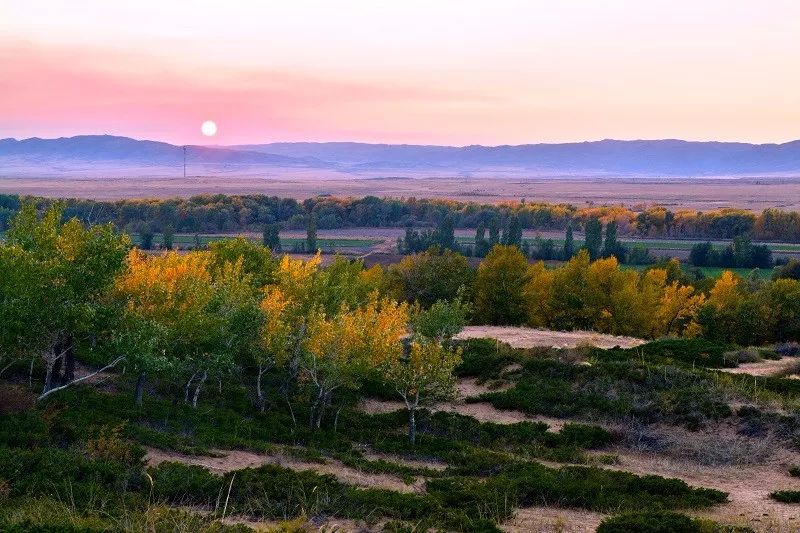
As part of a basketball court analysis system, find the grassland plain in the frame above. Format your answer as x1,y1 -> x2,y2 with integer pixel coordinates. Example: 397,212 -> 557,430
3,175 -> 800,211
3,334 -> 800,532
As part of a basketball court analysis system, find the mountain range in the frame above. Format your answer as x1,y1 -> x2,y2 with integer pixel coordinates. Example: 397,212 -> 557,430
1,135 -> 799,177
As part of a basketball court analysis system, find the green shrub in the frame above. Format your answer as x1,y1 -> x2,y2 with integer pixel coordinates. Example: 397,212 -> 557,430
770,490 -> 800,503
789,465 -> 800,477
596,510 -> 752,533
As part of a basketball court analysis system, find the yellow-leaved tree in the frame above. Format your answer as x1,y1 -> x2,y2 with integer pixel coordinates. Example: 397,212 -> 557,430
114,250 -> 215,406
653,281 -> 706,338
303,295 -> 408,429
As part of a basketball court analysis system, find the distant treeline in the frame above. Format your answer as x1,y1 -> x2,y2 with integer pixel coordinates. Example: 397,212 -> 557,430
3,193 -> 800,242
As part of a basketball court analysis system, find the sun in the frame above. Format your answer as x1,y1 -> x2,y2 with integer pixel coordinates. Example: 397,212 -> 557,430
200,120 -> 217,137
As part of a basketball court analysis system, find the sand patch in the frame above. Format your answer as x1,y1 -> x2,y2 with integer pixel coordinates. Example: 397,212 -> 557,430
592,448 -> 800,530
455,326 -> 645,350
502,506 -> 605,533
720,357 -> 800,377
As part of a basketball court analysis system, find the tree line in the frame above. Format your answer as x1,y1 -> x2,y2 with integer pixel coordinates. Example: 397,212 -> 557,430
4,193 -> 800,242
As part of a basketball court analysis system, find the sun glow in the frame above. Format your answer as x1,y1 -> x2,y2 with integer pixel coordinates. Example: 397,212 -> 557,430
200,120 -> 217,137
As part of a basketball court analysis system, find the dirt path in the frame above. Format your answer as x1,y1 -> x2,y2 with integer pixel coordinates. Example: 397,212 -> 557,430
144,447 -> 423,493
721,357 -> 800,377
455,326 -> 645,350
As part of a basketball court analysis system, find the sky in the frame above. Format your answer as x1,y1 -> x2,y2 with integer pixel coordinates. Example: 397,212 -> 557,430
1,0 -> 799,146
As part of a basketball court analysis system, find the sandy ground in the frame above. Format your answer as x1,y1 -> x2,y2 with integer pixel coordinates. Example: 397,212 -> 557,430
4,175 -> 800,211
721,357 -> 800,377
357,377 -> 569,430
585,447 -> 800,531
144,447 -> 423,493
455,326 -> 645,350
502,506 -> 606,533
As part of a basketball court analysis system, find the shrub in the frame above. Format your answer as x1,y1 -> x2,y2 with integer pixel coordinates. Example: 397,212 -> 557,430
774,342 -> 800,357
770,490 -> 800,503
789,465 -> 800,477
597,511 -> 697,533
0,384 -> 36,415
85,423 -> 145,466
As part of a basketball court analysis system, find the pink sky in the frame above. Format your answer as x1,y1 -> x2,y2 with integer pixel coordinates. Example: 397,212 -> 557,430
1,0 -> 799,145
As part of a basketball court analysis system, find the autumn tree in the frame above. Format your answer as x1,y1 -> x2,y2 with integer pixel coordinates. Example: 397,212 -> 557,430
474,245 -> 532,325
303,296 -> 408,429
114,251 -> 216,406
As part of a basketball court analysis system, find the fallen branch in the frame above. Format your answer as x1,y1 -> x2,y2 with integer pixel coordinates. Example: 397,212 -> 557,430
36,356 -> 125,402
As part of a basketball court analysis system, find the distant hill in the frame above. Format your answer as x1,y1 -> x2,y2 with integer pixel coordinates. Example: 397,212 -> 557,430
233,139 -> 800,175
1,135 -> 799,177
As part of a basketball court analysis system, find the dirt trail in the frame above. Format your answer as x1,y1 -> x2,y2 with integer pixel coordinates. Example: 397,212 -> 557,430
455,326 -> 645,350
721,357 -> 800,377
144,447 -> 422,493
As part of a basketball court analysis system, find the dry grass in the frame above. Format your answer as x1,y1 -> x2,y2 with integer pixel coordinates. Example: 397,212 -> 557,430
501,506 -> 605,533
6,175 -> 800,211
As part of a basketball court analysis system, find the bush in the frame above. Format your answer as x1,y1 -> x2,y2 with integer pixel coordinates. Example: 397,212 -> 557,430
789,465 -> 800,477
596,511 -> 752,532
770,490 -> 800,503
774,342 -> 800,357
597,511 -> 698,533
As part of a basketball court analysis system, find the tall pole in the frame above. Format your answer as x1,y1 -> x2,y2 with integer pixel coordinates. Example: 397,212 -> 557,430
183,146 -> 187,178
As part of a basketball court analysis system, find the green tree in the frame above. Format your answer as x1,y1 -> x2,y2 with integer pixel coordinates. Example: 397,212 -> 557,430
381,339 -> 461,444
437,215 -> 456,251
503,215 -> 523,248
602,220 -> 624,259
138,223 -> 154,250
475,222 -> 489,257
306,215 -> 318,252
563,223 -> 575,260
208,237 -> 277,288
262,223 -> 282,252
474,245 -> 532,325
1,203 -> 130,400
162,224 -> 175,250
488,218 -> 500,247
387,249 -> 474,307
584,217 -> 603,261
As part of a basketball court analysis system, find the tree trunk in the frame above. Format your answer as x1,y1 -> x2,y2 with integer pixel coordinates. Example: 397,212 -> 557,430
192,371 -> 207,408
256,363 -> 265,413
408,407 -> 417,445
62,334 -> 75,385
134,371 -> 146,406
184,372 -> 197,404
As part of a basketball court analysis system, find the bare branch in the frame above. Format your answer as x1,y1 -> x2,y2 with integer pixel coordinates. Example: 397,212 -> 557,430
36,356 -> 125,402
